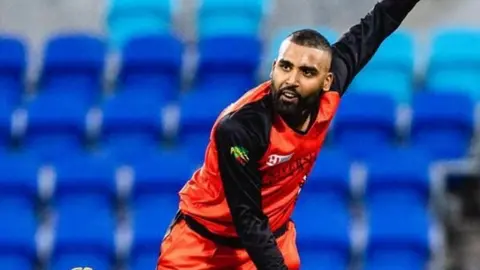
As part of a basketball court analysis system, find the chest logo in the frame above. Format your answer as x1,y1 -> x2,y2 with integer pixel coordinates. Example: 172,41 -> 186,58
266,153 -> 294,167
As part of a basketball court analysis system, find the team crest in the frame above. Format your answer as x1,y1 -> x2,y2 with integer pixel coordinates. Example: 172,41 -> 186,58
230,146 -> 249,165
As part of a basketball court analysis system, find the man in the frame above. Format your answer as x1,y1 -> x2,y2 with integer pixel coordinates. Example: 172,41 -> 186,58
158,0 -> 422,269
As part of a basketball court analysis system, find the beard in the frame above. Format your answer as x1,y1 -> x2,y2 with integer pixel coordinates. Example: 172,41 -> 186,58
270,82 -> 321,129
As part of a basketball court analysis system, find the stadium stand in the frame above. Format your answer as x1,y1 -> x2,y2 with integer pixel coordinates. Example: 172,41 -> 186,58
0,0 -> 479,269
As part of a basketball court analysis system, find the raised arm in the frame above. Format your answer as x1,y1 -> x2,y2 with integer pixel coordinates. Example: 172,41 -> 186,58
331,0 -> 421,95
214,115 -> 288,270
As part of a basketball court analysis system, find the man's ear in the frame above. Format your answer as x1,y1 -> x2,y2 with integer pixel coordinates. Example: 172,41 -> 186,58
323,72 -> 334,91
270,60 -> 276,79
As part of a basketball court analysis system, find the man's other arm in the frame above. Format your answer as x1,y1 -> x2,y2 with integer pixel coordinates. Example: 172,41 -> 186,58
331,0 -> 421,94
214,116 -> 288,270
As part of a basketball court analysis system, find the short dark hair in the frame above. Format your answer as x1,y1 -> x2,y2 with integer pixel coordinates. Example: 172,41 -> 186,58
287,29 -> 332,53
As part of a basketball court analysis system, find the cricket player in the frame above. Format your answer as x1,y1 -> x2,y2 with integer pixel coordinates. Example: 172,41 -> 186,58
157,0 -> 422,269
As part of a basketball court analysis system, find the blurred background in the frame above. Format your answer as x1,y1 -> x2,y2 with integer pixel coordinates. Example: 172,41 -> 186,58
0,0 -> 480,269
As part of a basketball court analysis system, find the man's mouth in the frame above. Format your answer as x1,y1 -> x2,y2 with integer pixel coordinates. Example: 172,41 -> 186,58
280,90 -> 299,102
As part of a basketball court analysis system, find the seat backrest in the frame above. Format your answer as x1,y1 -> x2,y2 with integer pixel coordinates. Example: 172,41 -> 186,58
366,204 -> 431,263
53,154 -> 117,200
131,150 -> 197,195
364,30 -> 415,72
40,33 -> 106,93
197,0 -> 269,37
364,147 -> 432,206
308,148 -> 351,199
429,28 -> 480,71
411,91 -> 474,135
0,153 -> 40,201
119,34 -> 184,94
195,36 -> 261,89
333,93 -> 397,144
25,94 -> 89,137
0,35 -> 27,92
101,93 -> 163,136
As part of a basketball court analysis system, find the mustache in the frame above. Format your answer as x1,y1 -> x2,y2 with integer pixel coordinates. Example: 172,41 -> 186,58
279,85 -> 300,97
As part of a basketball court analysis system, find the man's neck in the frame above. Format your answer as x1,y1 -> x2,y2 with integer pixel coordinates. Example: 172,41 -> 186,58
281,109 -> 312,133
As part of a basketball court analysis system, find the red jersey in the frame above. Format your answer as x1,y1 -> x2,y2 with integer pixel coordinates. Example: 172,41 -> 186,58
175,0 -> 421,268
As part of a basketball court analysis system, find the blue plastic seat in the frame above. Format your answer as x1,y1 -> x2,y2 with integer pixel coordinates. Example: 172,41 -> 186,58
101,93 -> 163,162
365,204 -> 431,270
52,203 -> 116,270
364,147 -> 432,209
0,201 -> 36,270
426,28 -> 480,101
332,93 -> 397,160
195,35 -> 261,93
299,249 -> 349,270
293,192 -> 351,266
177,89 -> 237,160
307,148 -> 352,206
0,153 -> 39,203
131,149 -> 197,195
106,0 -> 175,48
197,0 -> 269,37
119,34 -> 184,101
52,153 -> 117,208
40,33 -> 106,101
411,91 -> 474,160
0,35 -> 26,104
130,194 -> 178,270
350,30 -> 415,104
0,153 -> 38,270
24,94 -> 89,162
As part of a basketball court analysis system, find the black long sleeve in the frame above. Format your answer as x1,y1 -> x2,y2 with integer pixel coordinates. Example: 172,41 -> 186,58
214,108 -> 288,270
331,0 -> 421,95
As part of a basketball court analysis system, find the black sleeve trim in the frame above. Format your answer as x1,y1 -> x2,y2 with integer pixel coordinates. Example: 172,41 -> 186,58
330,0 -> 421,95
214,111 -> 288,270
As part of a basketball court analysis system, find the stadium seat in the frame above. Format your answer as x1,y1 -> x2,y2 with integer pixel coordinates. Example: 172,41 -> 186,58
410,91 -> 475,160
0,153 -> 40,203
131,149 -> 197,195
52,155 -> 117,270
24,94 -> 89,162
130,194 -> 178,270
0,35 -> 26,104
0,200 -> 37,270
106,0 -> 175,48
426,28 -> 480,101
100,93 -> 163,162
51,203 -> 116,270
293,192 -> 351,266
332,93 -> 397,160
364,146 -> 432,209
118,34 -> 184,101
307,147 -> 352,205
365,204 -> 432,270
194,35 -> 262,94
177,89 -> 237,161
350,30 -> 415,104
39,33 -> 106,102
52,153 -> 117,207
197,0 -> 269,37
0,153 -> 38,270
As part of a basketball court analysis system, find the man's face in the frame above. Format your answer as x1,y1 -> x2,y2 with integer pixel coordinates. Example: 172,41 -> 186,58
270,40 -> 333,117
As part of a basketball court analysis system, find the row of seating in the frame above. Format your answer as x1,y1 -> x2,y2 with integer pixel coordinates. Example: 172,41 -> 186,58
2,196 -> 438,270
0,146 -> 437,205
106,0 -> 271,46
0,90 -> 475,162
1,28 -> 480,106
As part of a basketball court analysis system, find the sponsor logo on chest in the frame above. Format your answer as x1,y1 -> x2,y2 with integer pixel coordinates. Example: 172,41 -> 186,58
266,153 -> 294,167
